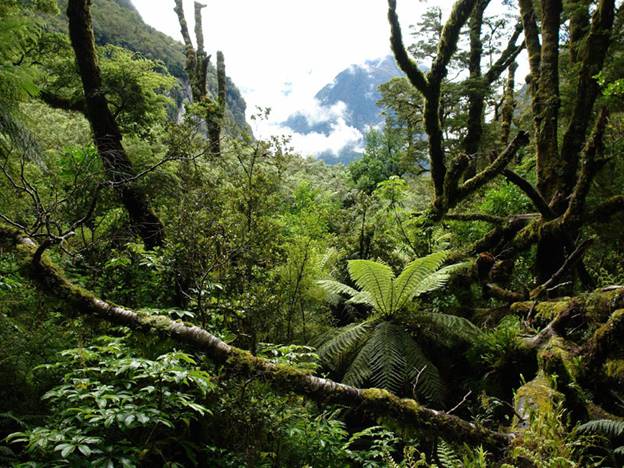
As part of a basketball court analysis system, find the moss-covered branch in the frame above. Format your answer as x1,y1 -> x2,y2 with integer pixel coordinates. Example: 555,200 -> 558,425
455,131 -> 529,204
560,0 -> 615,198
429,0 -> 478,82
484,23 -> 524,84
387,0 -> 429,94
561,109 -> 609,229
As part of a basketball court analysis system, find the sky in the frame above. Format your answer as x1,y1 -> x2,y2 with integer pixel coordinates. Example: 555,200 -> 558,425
130,0 -> 512,157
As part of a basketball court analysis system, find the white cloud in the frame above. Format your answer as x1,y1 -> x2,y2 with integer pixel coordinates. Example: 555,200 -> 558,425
289,118 -> 363,157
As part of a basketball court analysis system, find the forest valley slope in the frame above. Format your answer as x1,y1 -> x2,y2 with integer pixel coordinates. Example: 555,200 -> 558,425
1,0 -> 624,466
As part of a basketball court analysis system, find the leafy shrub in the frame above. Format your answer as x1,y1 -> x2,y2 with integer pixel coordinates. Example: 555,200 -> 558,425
7,335 -> 215,467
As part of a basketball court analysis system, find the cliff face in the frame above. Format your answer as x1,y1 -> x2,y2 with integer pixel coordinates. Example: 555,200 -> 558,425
52,0 -> 249,132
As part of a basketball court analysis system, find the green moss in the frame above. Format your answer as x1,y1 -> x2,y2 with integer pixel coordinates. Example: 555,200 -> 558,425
137,314 -> 173,332
361,388 -> 395,401
538,337 -> 578,380
511,301 -> 571,324
604,359 -> 624,381
585,289 -> 624,323
513,372 -> 562,429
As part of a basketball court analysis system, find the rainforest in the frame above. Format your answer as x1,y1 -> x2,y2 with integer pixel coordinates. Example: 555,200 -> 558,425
1,0 -> 624,466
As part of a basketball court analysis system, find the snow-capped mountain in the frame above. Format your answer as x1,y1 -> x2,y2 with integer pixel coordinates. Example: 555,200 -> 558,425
283,55 -> 404,164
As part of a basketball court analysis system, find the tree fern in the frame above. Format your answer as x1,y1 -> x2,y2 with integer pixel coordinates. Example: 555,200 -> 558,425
318,251 -> 464,318
347,260 -> 395,315
578,419 -> 624,439
315,320 -> 376,372
342,322 -> 445,405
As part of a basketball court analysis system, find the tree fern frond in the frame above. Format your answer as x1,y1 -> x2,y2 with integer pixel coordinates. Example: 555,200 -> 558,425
394,251 -> 449,309
579,419 -> 624,439
346,290 -> 374,307
614,446 -> 624,456
410,262 -> 468,298
348,260 -> 395,315
317,247 -> 339,272
341,332 -> 376,388
317,279 -> 360,299
401,331 -> 445,406
316,321 -> 376,372
416,312 -> 482,345
341,322 -> 444,404
366,322 -> 408,392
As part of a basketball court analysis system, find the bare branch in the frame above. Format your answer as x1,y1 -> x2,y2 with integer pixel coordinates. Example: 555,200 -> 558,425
529,239 -> 594,299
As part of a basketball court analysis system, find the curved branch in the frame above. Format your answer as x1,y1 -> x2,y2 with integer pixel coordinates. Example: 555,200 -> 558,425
502,169 -> 554,219
455,131 -> 529,204
387,0 -> 429,93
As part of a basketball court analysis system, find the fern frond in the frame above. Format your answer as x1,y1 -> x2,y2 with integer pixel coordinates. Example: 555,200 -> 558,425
394,251 -> 448,309
341,332 -> 376,388
364,322 -> 408,392
416,312 -> 482,346
316,321 -> 376,372
436,440 -> 461,468
317,279 -> 360,298
578,419 -> 624,439
402,331 -> 445,406
345,290 -> 374,307
347,260 -> 395,315
342,322 -> 444,404
409,262 -> 468,298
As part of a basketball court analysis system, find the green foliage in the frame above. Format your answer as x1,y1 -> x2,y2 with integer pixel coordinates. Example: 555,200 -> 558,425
42,43 -> 177,137
469,316 -> 524,371
510,402 -> 589,467
343,321 -> 445,403
320,251 -> 466,317
349,127 -> 407,193
344,425 -> 402,467
7,335 -> 215,466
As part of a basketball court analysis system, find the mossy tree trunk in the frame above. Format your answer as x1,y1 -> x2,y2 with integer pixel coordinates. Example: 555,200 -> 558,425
390,0 -> 617,288
66,0 -> 165,249
174,0 -> 227,157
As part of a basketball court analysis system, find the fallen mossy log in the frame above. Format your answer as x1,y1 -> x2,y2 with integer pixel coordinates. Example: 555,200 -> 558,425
0,225 -> 511,451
